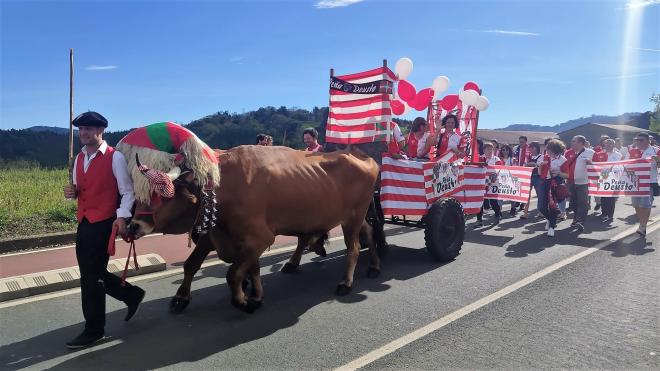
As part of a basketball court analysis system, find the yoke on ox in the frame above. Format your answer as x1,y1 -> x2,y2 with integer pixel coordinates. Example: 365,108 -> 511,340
119,124 -> 379,313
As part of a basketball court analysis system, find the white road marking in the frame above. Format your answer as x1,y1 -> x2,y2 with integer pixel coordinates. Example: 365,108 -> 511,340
0,236 -> 345,309
15,339 -> 122,370
335,220 -> 660,371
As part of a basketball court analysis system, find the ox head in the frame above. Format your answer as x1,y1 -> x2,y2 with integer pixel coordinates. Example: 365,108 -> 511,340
128,154 -> 202,239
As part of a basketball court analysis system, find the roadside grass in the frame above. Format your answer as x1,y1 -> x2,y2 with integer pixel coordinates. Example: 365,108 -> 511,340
0,166 -> 77,239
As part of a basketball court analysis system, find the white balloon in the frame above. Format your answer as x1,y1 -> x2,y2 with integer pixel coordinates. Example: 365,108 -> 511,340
395,58 -> 414,80
432,76 -> 450,95
475,96 -> 490,111
459,89 -> 479,106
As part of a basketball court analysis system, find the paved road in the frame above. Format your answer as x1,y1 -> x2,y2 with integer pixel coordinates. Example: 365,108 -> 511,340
1,202 -> 658,370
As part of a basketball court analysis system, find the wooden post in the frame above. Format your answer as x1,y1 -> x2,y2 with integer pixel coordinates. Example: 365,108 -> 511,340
383,59 -> 391,144
470,88 -> 483,163
328,68 -> 334,147
68,48 -> 75,184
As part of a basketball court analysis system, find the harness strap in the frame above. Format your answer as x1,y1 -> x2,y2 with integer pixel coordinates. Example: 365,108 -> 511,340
121,238 -> 139,287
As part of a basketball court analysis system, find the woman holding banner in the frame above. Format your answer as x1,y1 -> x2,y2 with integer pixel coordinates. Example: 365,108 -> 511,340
627,133 -> 660,237
537,140 -> 569,237
474,142 -> 503,228
520,141 -> 543,219
498,145 -> 520,216
594,139 -> 622,223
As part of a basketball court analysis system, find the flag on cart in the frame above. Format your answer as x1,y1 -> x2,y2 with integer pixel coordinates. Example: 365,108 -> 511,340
483,165 -> 533,203
587,158 -> 652,197
326,66 -> 395,144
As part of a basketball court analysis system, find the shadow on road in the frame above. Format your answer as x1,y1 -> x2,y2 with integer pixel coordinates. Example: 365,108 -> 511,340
601,236 -> 655,257
0,244 -> 446,370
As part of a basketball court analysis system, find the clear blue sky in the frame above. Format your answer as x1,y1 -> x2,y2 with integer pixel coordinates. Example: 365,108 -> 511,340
1,0 -> 658,131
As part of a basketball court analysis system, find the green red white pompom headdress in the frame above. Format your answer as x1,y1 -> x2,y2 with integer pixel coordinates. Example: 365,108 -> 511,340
117,122 -> 220,204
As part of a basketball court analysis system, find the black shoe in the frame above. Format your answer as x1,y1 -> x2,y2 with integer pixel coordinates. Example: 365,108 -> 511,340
493,215 -> 502,225
510,209 -> 517,216
594,204 -> 601,211
575,222 -> 585,232
66,330 -> 104,349
125,287 -> 146,322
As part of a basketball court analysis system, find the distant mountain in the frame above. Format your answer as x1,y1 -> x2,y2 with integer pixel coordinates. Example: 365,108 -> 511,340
27,126 -> 73,135
498,112 -> 651,132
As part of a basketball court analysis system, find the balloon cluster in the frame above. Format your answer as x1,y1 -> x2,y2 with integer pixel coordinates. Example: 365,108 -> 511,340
391,57 -> 490,115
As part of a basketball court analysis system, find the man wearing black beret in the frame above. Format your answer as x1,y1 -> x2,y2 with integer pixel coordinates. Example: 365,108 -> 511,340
63,111 -> 145,349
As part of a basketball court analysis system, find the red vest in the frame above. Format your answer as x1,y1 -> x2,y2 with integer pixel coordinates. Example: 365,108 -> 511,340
592,151 -> 608,162
564,149 -> 576,182
628,148 -> 643,159
437,130 -> 465,158
76,147 -> 119,223
406,132 -> 420,158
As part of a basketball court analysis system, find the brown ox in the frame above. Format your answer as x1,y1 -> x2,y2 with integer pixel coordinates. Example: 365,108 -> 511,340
128,145 -> 380,313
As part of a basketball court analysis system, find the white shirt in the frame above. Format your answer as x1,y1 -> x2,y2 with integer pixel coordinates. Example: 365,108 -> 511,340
547,155 -> 567,179
416,132 -> 432,158
572,148 -> 595,185
445,131 -> 462,151
638,146 -> 659,184
72,141 -> 135,218
486,155 -> 501,166
606,151 -> 622,162
500,157 -> 514,166
393,123 -> 404,143
617,146 -> 629,159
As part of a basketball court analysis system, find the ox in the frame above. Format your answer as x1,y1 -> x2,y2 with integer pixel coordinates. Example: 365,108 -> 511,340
128,145 -> 380,313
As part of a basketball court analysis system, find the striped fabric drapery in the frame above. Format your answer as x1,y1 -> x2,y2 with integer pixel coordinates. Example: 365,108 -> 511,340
380,155 -> 487,216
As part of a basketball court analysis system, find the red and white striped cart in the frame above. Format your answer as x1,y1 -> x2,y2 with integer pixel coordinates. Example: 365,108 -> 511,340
324,60 -> 492,262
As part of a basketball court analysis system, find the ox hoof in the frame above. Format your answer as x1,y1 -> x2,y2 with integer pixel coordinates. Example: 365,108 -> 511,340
335,283 -> 352,296
367,267 -> 381,279
170,296 -> 190,314
281,262 -> 299,274
231,297 -> 262,314
316,247 -> 327,257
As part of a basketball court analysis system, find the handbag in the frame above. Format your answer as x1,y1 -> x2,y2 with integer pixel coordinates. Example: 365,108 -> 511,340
652,183 -> 660,197
554,181 -> 570,201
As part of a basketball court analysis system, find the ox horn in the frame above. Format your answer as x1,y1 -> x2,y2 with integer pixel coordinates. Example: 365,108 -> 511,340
165,166 -> 181,181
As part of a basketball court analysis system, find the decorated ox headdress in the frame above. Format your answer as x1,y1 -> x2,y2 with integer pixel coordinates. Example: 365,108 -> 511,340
117,122 -> 220,204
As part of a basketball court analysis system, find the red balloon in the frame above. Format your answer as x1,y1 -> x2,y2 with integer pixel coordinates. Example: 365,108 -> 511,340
440,94 -> 459,110
390,99 -> 405,115
397,80 -> 417,103
411,88 -> 434,111
463,81 -> 480,93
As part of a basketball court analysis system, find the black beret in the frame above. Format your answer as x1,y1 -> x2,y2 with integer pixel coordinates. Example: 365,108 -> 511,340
72,111 -> 108,128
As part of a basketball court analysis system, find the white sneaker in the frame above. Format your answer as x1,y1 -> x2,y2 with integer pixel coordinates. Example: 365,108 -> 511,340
545,221 -> 550,230
547,227 -> 555,237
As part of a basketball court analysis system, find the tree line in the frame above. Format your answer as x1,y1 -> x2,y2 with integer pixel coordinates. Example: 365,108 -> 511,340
0,106 -> 412,168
